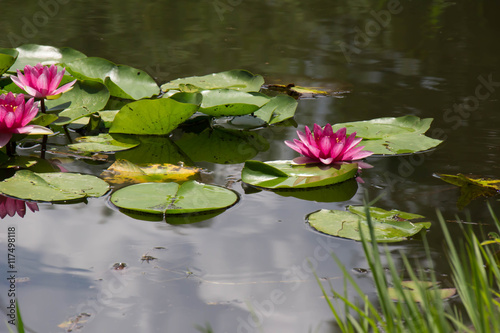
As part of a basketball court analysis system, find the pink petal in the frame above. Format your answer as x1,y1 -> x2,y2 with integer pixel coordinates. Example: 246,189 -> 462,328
3,111 -> 15,128
335,127 -> 347,139
51,79 -> 76,95
313,124 -> 323,140
318,136 -> 332,156
5,197 -> 17,217
12,125 -> 34,134
350,150 -> 374,161
24,86 -> 43,98
26,201 -> 39,213
292,156 -> 320,165
0,132 -> 13,147
36,73 -> 49,95
11,73 -> 27,90
342,145 -> 366,161
323,124 -> 334,137
15,200 -> 26,218
48,70 -> 65,92
319,157 -> 334,164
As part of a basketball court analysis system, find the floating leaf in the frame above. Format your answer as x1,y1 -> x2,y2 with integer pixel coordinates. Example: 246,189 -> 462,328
254,95 -> 298,124
175,127 -> 269,164
307,206 -> 431,242
0,170 -> 109,202
242,160 -> 358,189
161,70 -> 264,93
0,48 -> 18,75
110,98 -> 199,135
65,57 -> 159,100
199,90 -> 270,117
9,44 -> 86,72
332,116 -> 443,155
44,79 -> 110,125
70,110 -> 119,128
434,173 -> 500,209
101,159 -> 201,185
29,113 -> 58,127
388,280 -> 456,303
110,180 -> 238,215
264,83 -> 333,99
68,134 -> 140,153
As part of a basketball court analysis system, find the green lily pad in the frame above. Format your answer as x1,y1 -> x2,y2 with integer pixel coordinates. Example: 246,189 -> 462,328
307,206 -> 431,242
199,90 -> 270,116
254,95 -> 298,124
332,115 -> 443,155
388,280 -> 456,303
434,173 -> 500,210
161,69 -> 264,93
65,57 -> 159,100
70,110 -> 119,128
44,79 -> 110,125
242,160 -> 358,189
175,128 -> 269,164
29,114 -> 58,127
109,98 -> 199,135
110,180 -> 238,215
0,48 -> 18,75
9,44 -> 87,72
68,134 -> 140,153
0,170 -> 109,202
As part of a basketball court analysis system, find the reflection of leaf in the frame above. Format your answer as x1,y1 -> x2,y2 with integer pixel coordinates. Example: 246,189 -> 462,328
101,159 -> 201,185
434,173 -> 500,209
0,170 -> 109,202
115,136 -> 193,165
175,128 -> 269,164
68,134 -> 140,153
110,180 -> 238,215
273,178 -> 358,202
242,160 -> 358,189
307,206 -> 431,242
388,280 -> 456,303
161,69 -> 264,93
332,116 -> 443,155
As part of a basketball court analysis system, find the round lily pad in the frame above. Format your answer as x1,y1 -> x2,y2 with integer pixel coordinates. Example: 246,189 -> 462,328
0,170 -> 109,202
110,180 -> 238,215
241,160 -> 358,189
68,134 -> 140,153
307,206 -> 431,242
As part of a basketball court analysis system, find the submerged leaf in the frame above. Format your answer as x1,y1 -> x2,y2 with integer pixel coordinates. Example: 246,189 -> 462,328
307,206 -> 431,242
434,173 -> 500,209
101,159 -> 201,185
388,280 -> 456,303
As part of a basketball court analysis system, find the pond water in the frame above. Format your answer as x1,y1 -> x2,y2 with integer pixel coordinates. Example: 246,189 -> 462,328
1,1 -> 500,332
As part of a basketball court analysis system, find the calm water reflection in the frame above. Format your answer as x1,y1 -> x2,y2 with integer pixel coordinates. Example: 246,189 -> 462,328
1,1 -> 500,332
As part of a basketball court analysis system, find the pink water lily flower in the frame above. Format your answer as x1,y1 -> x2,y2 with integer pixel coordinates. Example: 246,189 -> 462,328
0,92 -> 47,147
285,124 -> 373,165
0,195 -> 39,219
11,63 -> 76,100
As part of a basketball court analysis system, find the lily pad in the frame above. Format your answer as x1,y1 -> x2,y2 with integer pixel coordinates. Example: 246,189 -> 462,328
0,48 -> 18,75
388,280 -> 456,303
9,44 -> 87,72
70,110 -> 119,128
44,79 -> 110,125
175,128 -> 269,164
264,83 -> 332,99
199,90 -> 270,117
0,170 -> 109,202
161,70 -> 264,93
254,95 -> 298,124
68,134 -> 140,153
307,206 -> 431,242
434,173 -> 500,209
332,116 -> 443,155
101,159 -> 201,185
110,180 -> 238,215
109,98 -> 199,135
65,57 -> 159,100
242,160 -> 358,189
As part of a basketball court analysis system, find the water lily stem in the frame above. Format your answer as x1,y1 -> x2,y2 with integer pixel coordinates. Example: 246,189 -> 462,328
6,141 -> 14,157
41,135 -> 47,159
40,99 -> 46,114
